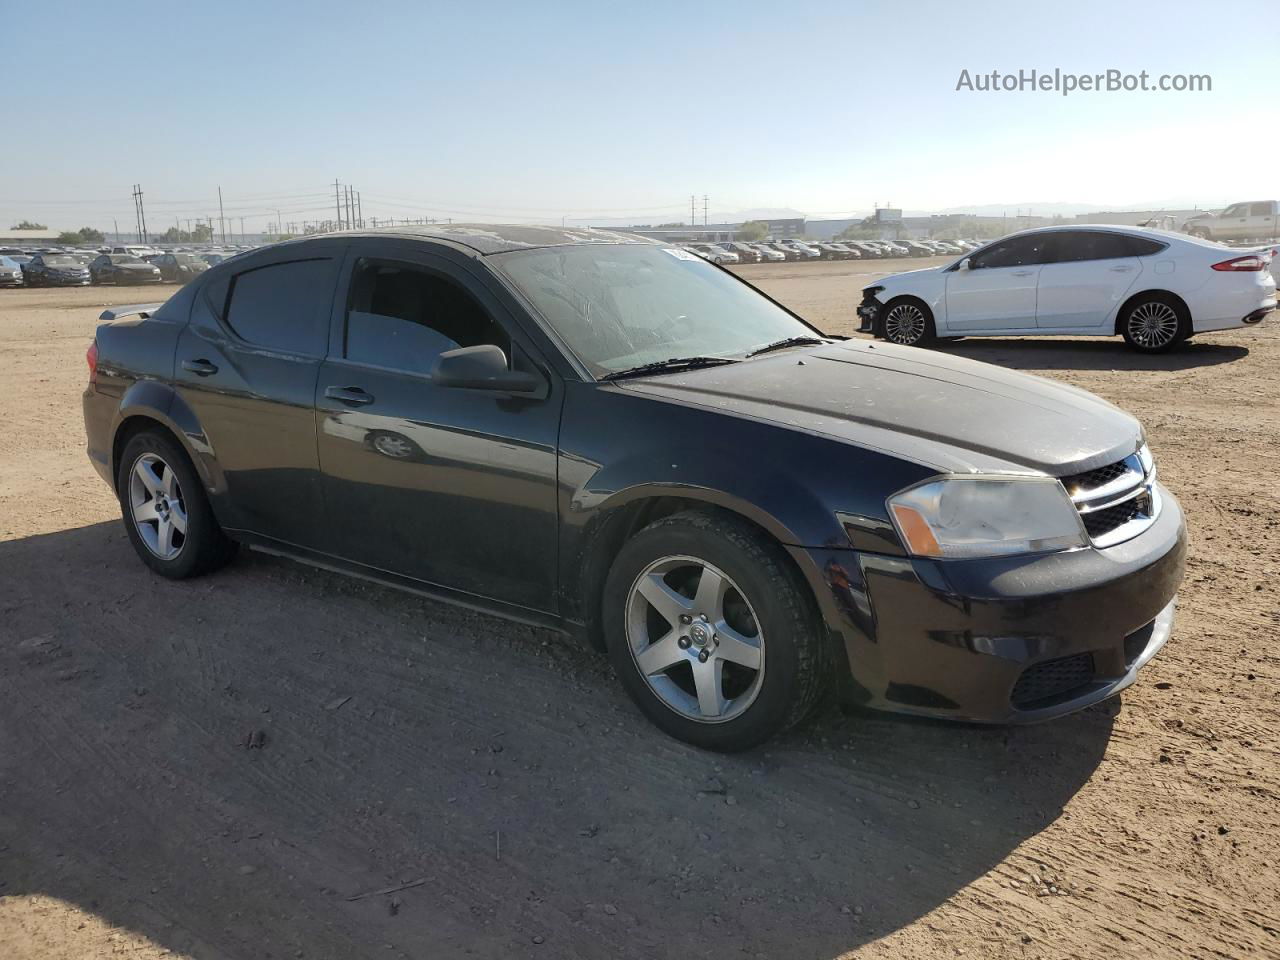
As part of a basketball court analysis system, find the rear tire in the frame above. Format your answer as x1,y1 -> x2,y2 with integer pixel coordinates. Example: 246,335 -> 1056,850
880,297 -> 936,347
603,509 -> 828,751
116,429 -> 238,579
1120,293 -> 1189,353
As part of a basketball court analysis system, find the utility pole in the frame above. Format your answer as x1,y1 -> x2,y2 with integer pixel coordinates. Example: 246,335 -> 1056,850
702,195 -> 709,227
239,217 -> 245,243
690,195 -> 696,226
357,191 -> 362,229
334,179 -> 343,229
218,186 -> 226,245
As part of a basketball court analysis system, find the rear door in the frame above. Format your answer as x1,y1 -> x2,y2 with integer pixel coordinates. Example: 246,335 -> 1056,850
314,239 -> 562,613
172,243 -> 344,548
943,234 -> 1050,330
1034,231 -> 1142,329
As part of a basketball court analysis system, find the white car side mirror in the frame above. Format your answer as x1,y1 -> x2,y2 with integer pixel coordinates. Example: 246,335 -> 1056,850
958,258 -> 971,271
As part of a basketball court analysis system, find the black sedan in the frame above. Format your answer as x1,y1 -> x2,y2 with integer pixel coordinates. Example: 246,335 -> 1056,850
153,252 -> 210,283
22,254 -> 91,286
81,225 -> 1186,751
89,254 -> 164,286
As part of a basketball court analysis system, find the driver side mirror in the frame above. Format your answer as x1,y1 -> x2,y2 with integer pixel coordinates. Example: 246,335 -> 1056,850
958,257 -> 971,271
431,344 -> 541,394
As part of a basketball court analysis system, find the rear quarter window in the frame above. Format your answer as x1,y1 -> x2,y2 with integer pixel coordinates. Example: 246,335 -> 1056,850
223,258 -> 335,355
1126,236 -> 1168,256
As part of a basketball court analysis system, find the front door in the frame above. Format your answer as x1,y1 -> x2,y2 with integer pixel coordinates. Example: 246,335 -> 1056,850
314,241 -> 562,614
943,233 -> 1050,331
173,246 -> 343,548
1034,231 -> 1141,329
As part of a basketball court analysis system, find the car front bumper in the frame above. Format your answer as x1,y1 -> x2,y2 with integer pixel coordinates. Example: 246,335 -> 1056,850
790,483 -> 1187,723
856,295 -> 882,332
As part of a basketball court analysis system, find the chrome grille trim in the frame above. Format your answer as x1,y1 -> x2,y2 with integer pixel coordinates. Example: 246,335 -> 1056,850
1059,449 -> 1160,548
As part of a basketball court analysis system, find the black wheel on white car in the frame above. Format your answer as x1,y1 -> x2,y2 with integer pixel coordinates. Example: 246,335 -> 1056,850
880,297 -> 936,347
1120,294 -> 1189,354
602,509 -> 828,752
117,429 -> 238,579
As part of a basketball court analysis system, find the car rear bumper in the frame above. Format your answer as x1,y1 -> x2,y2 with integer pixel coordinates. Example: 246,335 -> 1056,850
790,485 -> 1187,723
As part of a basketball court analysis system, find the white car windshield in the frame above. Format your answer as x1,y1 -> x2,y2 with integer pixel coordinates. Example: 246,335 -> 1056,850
495,244 -> 818,377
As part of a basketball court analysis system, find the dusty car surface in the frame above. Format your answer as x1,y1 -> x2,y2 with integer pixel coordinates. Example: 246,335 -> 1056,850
82,225 -> 1187,750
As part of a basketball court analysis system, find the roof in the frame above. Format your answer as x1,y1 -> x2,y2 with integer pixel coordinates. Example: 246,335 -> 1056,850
334,223 -> 661,255
325,225 -> 655,256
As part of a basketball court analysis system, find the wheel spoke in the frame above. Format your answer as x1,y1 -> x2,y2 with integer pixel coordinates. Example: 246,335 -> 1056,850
161,464 -> 179,498
693,657 -> 726,718
134,459 -> 162,495
714,624 -> 762,670
169,501 -> 188,534
635,631 -> 685,676
636,573 -> 693,625
155,517 -> 174,557
693,566 -> 729,619
133,499 -> 159,522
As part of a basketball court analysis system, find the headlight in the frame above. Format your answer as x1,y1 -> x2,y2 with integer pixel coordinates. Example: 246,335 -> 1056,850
888,475 -> 1086,559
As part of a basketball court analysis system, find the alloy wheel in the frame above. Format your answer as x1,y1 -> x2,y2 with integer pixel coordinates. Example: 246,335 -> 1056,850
1127,301 -> 1180,349
884,303 -> 927,344
128,452 -> 188,560
625,555 -> 765,723
372,433 -> 415,458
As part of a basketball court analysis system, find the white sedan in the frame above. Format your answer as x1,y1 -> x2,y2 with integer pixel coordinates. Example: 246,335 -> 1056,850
856,225 -> 1276,353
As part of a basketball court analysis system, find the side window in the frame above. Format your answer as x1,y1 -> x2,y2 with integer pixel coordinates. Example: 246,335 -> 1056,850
1249,202 -> 1273,216
969,235 -> 1050,269
223,259 -> 334,355
1126,236 -> 1168,257
1049,231 -> 1135,263
343,259 -> 510,376
1221,204 -> 1244,218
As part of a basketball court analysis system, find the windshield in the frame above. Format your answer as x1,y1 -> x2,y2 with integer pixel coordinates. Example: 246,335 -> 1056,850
46,257 -> 77,265
495,244 -> 818,377
112,255 -> 143,263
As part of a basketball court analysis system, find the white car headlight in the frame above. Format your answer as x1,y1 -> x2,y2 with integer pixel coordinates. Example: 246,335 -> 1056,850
888,476 -> 1086,559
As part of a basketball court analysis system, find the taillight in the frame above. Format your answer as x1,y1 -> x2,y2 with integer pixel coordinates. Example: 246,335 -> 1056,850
86,340 -> 98,384
1211,253 -> 1271,272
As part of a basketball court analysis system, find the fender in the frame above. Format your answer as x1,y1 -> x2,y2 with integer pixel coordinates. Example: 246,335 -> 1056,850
112,380 -> 229,501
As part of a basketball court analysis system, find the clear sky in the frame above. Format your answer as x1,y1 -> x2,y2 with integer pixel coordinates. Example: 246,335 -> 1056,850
3,0 -> 1274,233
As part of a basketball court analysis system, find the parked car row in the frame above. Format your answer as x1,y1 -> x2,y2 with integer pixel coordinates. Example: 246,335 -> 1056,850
0,244 -> 245,287
677,237 -> 987,265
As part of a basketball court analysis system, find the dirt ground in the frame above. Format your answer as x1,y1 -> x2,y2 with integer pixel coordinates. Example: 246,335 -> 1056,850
0,261 -> 1277,960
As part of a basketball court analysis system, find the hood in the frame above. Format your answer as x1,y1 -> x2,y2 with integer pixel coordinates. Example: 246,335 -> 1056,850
120,262 -> 158,270
615,339 -> 1141,476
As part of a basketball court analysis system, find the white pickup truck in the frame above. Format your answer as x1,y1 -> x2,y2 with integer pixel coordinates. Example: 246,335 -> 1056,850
1184,201 -> 1278,242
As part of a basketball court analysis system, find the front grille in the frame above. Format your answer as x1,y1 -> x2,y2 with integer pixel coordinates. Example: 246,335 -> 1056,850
1012,653 -> 1096,707
1081,490 -> 1151,538
1059,451 -> 1158,547
1061,460 -> 1130,492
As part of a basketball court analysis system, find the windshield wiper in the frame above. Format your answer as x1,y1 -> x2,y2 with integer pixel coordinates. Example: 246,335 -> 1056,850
599,356 -> 740,382
745,336 -> 827,358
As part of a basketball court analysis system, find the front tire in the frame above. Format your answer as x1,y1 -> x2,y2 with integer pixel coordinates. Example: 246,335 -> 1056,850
1120,294 -> 1189,353
116,429 -> 238,579
602,509 -> 828,751
880,297 -> 936,347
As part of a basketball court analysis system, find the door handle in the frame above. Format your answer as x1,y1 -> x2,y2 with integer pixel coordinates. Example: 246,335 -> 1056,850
182,359 -> 218,376
1108,265 -> 1134,272
1011,269 -> 1035,276
325,385 -> 375,406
